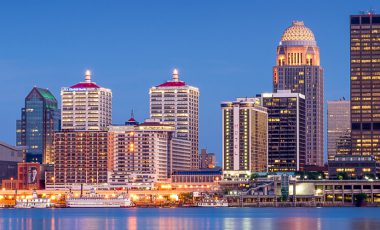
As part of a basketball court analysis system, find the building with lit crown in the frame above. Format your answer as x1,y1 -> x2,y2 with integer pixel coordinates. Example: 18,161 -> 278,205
273,21 -> 324,166
61,70 -> 112,131
16,87 -> 60,163
327,99 -> 351,160
108,118 -> 191,189
259,90 -> 306,172
150,69 -> 199,169
221,98 -> 268,180
350,13 -> 380,164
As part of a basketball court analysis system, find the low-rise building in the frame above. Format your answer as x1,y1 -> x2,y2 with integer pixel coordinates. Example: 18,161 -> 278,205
328,155 -> 378,179
0,142 -> 24,185
2,162 -> 43,190
171,168 -> 222,184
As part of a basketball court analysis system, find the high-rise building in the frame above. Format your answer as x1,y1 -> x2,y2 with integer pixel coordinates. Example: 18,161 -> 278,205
259,90 -> 306,172
108,118 -> 191,188
16,87 -> 60,163
273,21 -> 324,166
48,131 -> 109,189
61,70 -> 112,131
336,131 -> 352,156
350,13 -> 380,162
327,99 -> 351,160
150,69 -> 199,169
199,149 -> 216,169
221,98 -> 268,179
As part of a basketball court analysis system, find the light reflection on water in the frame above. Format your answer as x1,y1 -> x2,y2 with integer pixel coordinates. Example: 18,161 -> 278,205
1,208 -> 380,230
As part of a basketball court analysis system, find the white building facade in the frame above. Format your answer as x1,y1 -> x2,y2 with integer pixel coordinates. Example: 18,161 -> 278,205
221,98 -> 268,180
61,70 -> 112,131
150,69 -> 199,169
108,119 -> 191,189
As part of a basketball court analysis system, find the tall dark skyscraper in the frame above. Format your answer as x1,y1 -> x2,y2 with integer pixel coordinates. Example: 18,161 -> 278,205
273,21 -> 324,166
16,87 -> 60,163
350,13 -> 380,162
259,90 -> 306,172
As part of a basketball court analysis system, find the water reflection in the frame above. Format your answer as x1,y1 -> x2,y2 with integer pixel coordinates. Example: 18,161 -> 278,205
1,208 -> 380,230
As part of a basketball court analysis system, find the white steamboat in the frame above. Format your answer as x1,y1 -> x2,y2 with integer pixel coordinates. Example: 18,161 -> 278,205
66,188 -> 134,208
15,190 -> 53,208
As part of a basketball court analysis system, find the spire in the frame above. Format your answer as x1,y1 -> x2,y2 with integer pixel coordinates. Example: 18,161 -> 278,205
85,70 -> 92,83
126,109 -> 139,126
172,68 -> 179,82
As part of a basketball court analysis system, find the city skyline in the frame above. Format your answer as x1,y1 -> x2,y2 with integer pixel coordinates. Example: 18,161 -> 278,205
0,1 -> 377,164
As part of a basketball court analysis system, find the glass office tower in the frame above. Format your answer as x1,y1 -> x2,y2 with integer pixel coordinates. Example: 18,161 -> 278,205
17,87 -> 60,163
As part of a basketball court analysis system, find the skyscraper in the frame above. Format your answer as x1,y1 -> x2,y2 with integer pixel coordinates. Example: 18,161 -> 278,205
350,13 -> 380,162
221,98 -> 268,179
273,21 -> 324,166
259,90 -> 306,172
327,99 -> 351,160
150,69 -> 199,169
61,70 -> 112,131
16,87 -> 60,163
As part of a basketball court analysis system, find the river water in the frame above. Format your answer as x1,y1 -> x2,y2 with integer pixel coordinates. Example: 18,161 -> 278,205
1,207 -> 379,230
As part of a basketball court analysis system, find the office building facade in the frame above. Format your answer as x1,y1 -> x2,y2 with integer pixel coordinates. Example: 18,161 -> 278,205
150,69 -> 199,169
273,21 -> 324,166
350,14 -> 380,163
16,87 -> 60,163
221,98 -> 268,179
199,149 -> 216,169
50,131 -> 109,189
108,119 -> 191,188
61,70 -> 112,131
259,90 -> 306,172
327,99 -> 351,160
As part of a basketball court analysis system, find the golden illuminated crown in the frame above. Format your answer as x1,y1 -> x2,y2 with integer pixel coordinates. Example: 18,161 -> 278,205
281,21 -> 315,42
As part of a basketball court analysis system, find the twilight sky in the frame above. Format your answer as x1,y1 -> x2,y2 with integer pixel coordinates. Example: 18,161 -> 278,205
0,0 -> 377,164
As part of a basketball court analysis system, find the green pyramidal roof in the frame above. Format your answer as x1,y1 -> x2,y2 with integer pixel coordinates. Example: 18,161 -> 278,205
36,88 -> 57,101
26,87 -> 58,109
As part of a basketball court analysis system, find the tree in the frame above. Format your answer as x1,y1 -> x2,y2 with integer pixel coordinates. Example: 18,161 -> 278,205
337,172 -> 348,180
249,173 -> 260,181
354,193 -> 367,207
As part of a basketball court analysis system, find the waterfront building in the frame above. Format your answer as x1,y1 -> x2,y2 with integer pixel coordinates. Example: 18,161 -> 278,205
259,90 -> 306,172
350,14 -> 380,163
221,98 -> 268,179
47,131 -> 109,189
16,87 -> 60,163
0,142 -> 23,185
171,167 -> 222,184
273,21 -> 324,166
327,99 -> 351,160
223,177 -> 380,207
61,70 -> 112,131
1,162 -> 42,190
199,149 -> 216,169
108,119 -> 191,189
149,69 -> 200,169
328,155 -> 377,179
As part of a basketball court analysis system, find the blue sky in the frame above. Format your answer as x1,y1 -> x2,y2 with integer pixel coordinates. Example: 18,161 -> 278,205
0,1 -> 377,164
